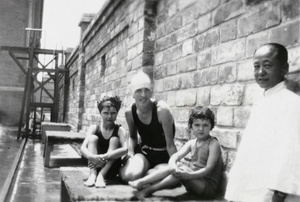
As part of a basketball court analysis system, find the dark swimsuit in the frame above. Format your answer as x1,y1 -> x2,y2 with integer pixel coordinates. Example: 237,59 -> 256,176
94,124 -> 121,177
132,101 -> 175,168
95,124 -> 120,154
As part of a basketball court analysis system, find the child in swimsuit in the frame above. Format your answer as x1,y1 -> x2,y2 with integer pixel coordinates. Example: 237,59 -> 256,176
80,93 -> 127,188
129,106 -> 223,199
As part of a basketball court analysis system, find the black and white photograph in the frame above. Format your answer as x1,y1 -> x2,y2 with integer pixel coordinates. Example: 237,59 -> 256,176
0,0 -> 299,201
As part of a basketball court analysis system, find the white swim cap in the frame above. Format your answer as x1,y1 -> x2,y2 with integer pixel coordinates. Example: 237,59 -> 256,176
131,72 -> 152,94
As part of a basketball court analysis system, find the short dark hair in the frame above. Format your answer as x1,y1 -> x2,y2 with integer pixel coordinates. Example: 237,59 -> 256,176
97,93 -> 122,112
188,106 -> 215,130
256,43 -> 288,65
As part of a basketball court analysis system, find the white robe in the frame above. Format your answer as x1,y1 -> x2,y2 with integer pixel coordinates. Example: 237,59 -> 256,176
225,82 -> 300,202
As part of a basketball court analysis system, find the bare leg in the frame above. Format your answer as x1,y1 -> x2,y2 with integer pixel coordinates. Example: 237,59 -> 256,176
134,174 -> 180,199
96,137 -> 120,188
178,164 -> 207,196
120,153 -> 150,182
181,179 -> 206,195
145,163 -> 168,175
84,135 -> 99,187
129,165 -> 169,190
95,160 -> 115,188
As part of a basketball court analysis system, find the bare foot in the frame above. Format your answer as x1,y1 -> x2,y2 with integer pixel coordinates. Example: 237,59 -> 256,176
84,174 -> 96,187
133,189 -> 151,200
128,180 -> 144,190
95,174 -> 106,188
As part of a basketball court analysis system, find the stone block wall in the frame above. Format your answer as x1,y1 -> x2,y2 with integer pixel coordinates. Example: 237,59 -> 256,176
152,0 -> 300,173
61,48 -> 81,131
60,0 -> 300,176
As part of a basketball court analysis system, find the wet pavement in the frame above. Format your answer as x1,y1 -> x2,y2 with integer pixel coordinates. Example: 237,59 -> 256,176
0,127 -> 22,192
0,127 -> 84,202
10,141 -> 84,202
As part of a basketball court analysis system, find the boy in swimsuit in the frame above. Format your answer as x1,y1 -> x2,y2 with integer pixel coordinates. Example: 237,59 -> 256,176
80,93 -> 127,188
120,71 -> 177,182
129,106 -> 223,199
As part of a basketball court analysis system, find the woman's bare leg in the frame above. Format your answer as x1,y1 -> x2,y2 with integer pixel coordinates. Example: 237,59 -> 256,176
134,174 -> 180,199
129,165 -> 169,190
120,154 -> 150,182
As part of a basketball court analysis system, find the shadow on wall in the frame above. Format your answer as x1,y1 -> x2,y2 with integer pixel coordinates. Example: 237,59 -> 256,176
0,111 -> 5,124
286,72 -> 300,95
0,111 -> 14,126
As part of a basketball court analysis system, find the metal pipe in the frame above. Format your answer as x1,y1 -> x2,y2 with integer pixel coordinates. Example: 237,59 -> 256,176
25,28 -> 44,31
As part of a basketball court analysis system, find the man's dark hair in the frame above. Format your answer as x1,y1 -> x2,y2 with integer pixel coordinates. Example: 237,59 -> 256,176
256,43 -> 288,65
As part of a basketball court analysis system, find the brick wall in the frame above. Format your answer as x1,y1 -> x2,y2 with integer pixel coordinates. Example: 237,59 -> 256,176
152,0 -> 300,174
62,0 -> 150,131
61,0 -> 300,176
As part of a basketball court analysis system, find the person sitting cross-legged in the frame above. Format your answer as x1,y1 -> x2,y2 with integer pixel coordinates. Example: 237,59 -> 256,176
80,93 -> 127,188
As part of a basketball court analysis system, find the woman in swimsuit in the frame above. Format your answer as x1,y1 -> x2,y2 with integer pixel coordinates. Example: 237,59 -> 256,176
120,71 -> 177,182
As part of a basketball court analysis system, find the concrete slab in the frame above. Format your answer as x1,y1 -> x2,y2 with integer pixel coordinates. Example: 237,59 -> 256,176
61,167 -> 226,202
1,129 -> 226,202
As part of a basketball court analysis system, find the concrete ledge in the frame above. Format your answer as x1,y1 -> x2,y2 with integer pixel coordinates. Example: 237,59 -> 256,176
60,167 -> 227,202
41,122 -> 72,144
44,131 -> 86,167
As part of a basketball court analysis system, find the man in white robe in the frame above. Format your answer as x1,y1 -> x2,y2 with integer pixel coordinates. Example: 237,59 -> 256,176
225,43 -> 300,202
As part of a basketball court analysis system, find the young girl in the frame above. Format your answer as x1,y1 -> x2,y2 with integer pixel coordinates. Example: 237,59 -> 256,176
129,106 -> 223,199
80,93 -> 127,188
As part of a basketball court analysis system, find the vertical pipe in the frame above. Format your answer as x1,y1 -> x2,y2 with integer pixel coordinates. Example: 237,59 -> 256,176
53,53 -> 59,122
26,0 -> 34,47
25,68 -> 32,138
17,72 -> 29,139
63,69 -> 69,122
25,47 -> 35,138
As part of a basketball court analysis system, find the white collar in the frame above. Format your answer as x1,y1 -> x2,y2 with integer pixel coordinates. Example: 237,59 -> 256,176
263,81 -> 285,97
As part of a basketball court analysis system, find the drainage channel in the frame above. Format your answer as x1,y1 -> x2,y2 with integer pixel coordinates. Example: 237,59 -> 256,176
0,137 -> 27,202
